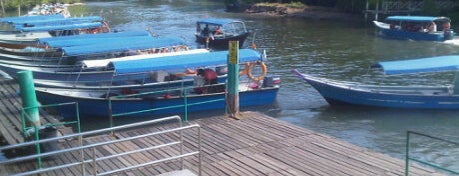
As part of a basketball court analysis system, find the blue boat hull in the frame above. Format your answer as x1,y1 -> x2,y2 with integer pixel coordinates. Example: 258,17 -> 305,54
35,87 -> 279,119
377,28 -> 454,41
293,69 -> 459,109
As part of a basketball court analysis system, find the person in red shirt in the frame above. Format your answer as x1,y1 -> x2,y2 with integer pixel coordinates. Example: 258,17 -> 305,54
195,68 -> 219,94
197,68 -> 218,85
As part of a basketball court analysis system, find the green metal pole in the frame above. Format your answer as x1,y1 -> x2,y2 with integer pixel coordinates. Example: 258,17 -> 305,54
184,90 -> 188,122
227,41 -> 240,119
17,70 -> 40,127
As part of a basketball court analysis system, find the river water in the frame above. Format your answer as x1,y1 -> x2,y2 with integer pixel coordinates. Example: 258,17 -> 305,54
6,0 -> 459,171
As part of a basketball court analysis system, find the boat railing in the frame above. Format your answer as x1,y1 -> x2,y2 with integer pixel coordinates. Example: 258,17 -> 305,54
108,83 -> 227,127
405,131 -> 459,175
21,102 -> 82,138
0,115 -> 202,176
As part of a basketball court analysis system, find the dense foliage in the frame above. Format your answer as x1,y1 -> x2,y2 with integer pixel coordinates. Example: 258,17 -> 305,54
237,0 -> 459,21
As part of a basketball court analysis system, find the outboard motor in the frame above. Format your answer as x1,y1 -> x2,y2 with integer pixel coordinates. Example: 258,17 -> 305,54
262,75 -> 281,87
444,29 -> 454,40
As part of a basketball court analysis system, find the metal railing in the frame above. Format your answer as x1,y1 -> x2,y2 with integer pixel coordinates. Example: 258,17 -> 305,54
0,115 -> 202,176
20,102 -> 81,168
405,131 -> 459,176
108,83 -> 226,127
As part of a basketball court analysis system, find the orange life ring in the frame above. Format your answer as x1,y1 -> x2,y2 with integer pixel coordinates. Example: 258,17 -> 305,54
246,61 -> 267,82
239,62 -> 251,76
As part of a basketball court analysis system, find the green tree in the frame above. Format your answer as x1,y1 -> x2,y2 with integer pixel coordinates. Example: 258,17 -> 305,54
421,0 -> 439,16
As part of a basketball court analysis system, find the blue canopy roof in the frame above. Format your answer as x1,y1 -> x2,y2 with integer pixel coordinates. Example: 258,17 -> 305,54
19,22 -> 102,32
14,16 -> 102,28
196,18 -> 240,26
386,16 -> 451,22
0,14 -> 65,23
111,49 -> 262,75
44,36 -> 154,48
373,55 -> 459,75
62,37 -> 185,56
38,30 -> 151,46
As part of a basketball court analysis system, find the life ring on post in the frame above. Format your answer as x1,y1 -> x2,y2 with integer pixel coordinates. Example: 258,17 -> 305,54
246,61 -> 267,82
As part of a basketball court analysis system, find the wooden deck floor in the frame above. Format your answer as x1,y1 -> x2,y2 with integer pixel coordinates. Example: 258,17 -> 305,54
0,78 -> 442,175
1,111 -> 442,176
0,78 -> 67,146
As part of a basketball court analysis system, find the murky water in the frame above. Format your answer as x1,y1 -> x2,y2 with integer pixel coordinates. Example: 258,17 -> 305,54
4,0 -> 459,171
70,0 -> 459,172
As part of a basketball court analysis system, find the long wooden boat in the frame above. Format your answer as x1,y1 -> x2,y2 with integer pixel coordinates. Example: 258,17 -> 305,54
0,35 -> 187,65
34,48 -> 278,119
373,16 -> 455,41
195,18 -> 250,49
292,55 -> 459,109
35,80 -> 279,119
0,49 -> 261,82
0,15 -> 109,49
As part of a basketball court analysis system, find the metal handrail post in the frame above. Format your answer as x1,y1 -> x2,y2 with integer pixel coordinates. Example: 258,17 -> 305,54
79,135 -> 86,176
34,125 -> 42,169
405,131 -> 410,176
183,89 -> 188,122
179,116 -> 184,170
108,97 -> 114,130
75,102 -> 81,133
92,147 -> 98,176
198,127 -> 202,176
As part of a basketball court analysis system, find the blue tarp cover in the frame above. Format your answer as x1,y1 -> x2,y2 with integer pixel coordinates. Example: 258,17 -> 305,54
386,16 -> 451,22
0,14 -> 65,23
374,55 -> 459,75
111,49 -> 262,74
19,22 -> 102,32
62,37 -> 185,56
38,30 -> 151,45
196,18 -> 240,26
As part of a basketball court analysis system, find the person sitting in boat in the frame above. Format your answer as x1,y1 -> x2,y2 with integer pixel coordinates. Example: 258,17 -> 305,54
194,68 -> 218,94
213,26 -> 223,35
202,24 -> 210,37
427,22 -> 437,33
443,22 -> 451,31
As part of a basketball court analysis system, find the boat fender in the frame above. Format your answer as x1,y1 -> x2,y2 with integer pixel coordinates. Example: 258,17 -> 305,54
247,61 -> 267,82
239,62 -> 251,76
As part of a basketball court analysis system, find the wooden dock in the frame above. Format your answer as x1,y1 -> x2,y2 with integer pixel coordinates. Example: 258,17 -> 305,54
0,78 -> 67,146
0,78 -> 442,175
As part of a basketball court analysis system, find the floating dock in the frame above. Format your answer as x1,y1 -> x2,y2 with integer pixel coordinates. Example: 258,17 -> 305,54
0,78 -> 441,175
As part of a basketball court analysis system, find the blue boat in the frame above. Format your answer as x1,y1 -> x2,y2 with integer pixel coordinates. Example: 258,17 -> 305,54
33,49 -> 279,119
373,16 -> 455,41
0,48 -> 262,82
195,18 -> 250,49
0,15 -> 109,49
35,83 -> 279,119
292,55 -> 459,109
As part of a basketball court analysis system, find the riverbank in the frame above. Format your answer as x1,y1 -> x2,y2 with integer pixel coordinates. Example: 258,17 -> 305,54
245,3 -> 362,22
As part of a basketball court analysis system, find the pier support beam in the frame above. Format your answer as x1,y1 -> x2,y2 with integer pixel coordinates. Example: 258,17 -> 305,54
17,70 -> 40,127
227,41 -> 240,119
